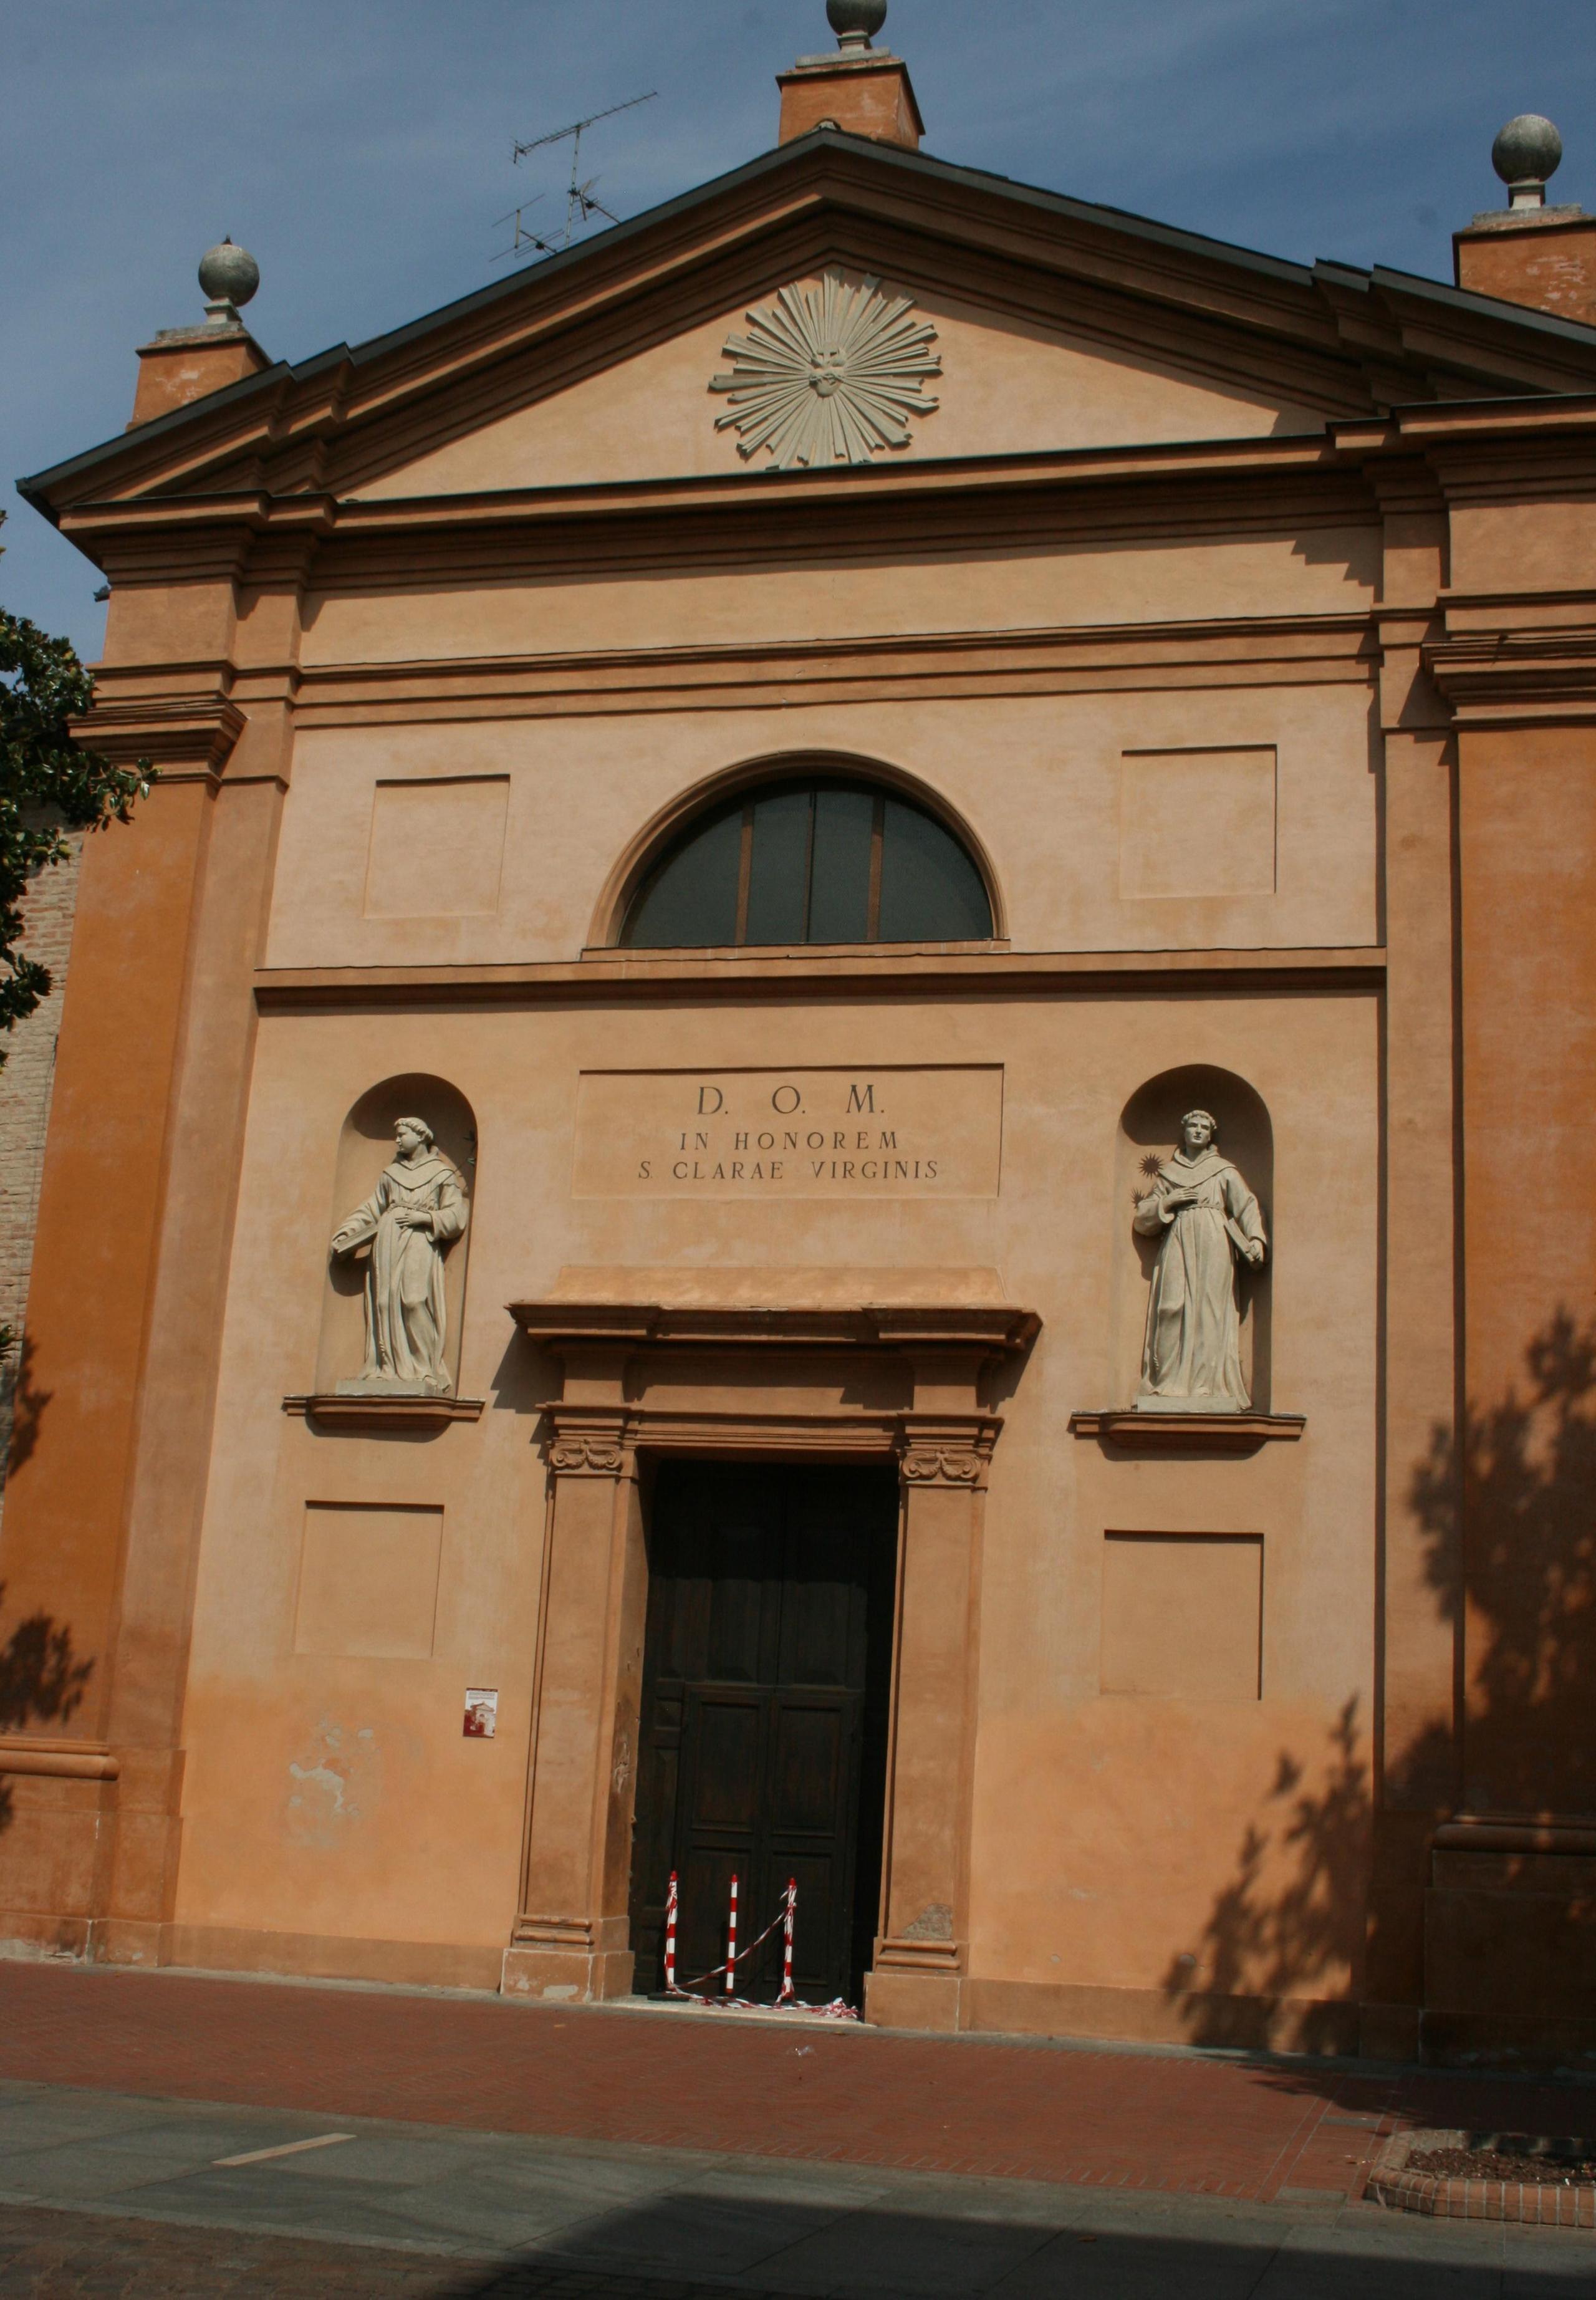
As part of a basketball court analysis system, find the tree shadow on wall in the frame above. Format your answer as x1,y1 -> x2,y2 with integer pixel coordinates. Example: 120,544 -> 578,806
1401,1306 -> 1596,1817
1160,1697 -> 1370,2053
0,1579 -> 93,1837
2,1329 -> 54,1484
1160,1310 -> 1596,2054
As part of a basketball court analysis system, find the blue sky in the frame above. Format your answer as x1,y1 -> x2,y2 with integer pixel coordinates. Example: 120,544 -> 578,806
4,0 -> 1594,658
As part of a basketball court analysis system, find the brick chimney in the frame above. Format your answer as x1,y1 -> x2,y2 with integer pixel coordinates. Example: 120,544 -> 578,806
778,0 -> 923,152
1454,114 -> 1596,328
130,238 -> 271,427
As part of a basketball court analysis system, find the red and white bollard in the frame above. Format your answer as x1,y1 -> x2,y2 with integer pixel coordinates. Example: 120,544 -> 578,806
724,1873 -> 739,1998
664,1871 -> 680,1994
777,1877 -> 797,2004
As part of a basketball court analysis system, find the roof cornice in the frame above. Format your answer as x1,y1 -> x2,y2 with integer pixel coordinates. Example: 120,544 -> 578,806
55,433 -> 1362,580
22,130 -> 1596,530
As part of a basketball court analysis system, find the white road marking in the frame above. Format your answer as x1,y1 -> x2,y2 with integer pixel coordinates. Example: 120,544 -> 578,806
213,2133 -> 356,2167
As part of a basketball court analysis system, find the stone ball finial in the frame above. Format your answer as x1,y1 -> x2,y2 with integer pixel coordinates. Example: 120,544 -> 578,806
1491,114 -> 1562,189
198,237 -> 259,310
827,0 -> 888,49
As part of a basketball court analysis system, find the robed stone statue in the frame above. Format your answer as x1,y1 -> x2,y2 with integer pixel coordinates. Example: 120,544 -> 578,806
330,1117 -> 467,1395
1132,1108 -> 1266,1411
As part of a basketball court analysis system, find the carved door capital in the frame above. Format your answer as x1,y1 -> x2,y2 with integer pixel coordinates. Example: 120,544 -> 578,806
548,1436 -> 627,1476
900,1445 -> 984,1486
895,1413 -> 999,1489
543,1410 -> 633,1478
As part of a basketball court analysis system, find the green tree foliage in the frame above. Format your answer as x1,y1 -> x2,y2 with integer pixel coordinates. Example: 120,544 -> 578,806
0,513 -> 152,1356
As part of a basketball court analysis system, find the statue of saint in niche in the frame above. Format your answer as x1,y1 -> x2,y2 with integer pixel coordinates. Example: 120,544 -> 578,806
330,1117 -> 467,1395
1132,1108 -> 1266,1412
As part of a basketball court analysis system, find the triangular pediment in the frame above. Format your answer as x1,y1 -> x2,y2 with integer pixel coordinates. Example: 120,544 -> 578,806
24,133 -> 1596,520
351,265 -> 1326,500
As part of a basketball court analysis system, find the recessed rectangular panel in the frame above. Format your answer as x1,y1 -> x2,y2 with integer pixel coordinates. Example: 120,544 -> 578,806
769,1701 -> 847,1834
780,1850 -> 842,1993
294,1504 -> 443,1660
363,776 -> 508,918
1118,748 -> 1276,900
1100,1533 -> 1262,1699
689,1695 -> 763,1829
678,1849 -> 741,1983
573,1066 -> 1002,1199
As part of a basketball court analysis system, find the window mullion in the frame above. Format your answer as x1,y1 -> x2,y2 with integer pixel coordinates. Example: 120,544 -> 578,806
867,794 -> 885,940
800,789 -> 817,945
734,803 -> 754,945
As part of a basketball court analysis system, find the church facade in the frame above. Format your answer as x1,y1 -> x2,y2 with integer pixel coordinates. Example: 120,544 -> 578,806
5,15 -> 1596,2064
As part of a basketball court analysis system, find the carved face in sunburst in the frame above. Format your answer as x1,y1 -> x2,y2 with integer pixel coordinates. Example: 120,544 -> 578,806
709,270 -> 941,469
812,346 -> 846,397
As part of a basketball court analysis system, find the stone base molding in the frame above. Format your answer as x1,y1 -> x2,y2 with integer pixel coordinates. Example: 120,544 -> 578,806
503,1913 -> 635,2003
504,1297 -> 1037,2019
0,1738 -> 119,1781
867,1928 -> 966,2031
961,1975 -> 1362,2055
161,1922 -> 505,1992
1423,1816 -> 1596,2069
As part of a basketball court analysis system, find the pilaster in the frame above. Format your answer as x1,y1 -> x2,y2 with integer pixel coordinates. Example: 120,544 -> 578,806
866,1393 -> 997,2034
0,572 -> 299,1961
504,1369 -> 647,2004
1361,460 -> 1460,2051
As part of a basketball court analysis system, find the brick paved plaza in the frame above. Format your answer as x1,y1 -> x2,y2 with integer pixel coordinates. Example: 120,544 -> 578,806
0,1961 -> 1592,2293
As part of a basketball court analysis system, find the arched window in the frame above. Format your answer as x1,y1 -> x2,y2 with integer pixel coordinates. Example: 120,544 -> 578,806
622,776 -> 993,948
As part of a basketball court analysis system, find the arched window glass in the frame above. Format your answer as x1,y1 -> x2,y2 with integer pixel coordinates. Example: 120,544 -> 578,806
623,778 -> 993,948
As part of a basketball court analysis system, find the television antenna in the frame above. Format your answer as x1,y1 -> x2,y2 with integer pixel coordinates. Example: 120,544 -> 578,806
494,90 -> 658,262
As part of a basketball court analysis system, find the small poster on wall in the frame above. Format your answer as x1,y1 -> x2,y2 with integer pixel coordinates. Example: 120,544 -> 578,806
463,1688 -> 498,1739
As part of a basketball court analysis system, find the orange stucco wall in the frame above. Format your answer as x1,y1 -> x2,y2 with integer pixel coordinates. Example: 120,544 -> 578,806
5,166 -> 1595,2062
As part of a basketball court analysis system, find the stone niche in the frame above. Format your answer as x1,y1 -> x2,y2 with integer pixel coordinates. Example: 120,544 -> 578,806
1112,1064 -> 1274,1412
314,1071 -> 477,1400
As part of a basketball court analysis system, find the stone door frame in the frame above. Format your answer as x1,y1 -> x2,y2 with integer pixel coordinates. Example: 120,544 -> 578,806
501,1299 -> 1039,2032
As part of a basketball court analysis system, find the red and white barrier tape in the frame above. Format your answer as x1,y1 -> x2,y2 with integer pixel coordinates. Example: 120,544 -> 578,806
777,1876 -> 796,2006
663,1874 -> 859,2018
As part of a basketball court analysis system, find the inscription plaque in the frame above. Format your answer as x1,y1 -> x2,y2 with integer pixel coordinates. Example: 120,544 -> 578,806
573,1067 -> 1002,1200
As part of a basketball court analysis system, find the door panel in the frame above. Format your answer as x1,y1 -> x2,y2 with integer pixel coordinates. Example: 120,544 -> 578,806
628,1461 -> 897,2006
769,1698 -> 849,1833
676,1845 -> 739,1987
686,1692 -> 764,1831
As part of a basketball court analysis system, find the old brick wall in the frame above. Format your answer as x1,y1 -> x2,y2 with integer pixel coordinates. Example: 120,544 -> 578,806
0,824 -> 83,1521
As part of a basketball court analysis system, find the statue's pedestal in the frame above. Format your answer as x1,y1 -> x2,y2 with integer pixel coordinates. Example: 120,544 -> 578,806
1133,1393 -> 1238,1412
282,1393 -> 483,1432
334,1377 -> 449,1398
1068,1410 -> 1305,1455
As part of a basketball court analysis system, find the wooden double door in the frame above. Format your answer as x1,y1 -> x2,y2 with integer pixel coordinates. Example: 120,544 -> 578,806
628,1460 -> 898,2007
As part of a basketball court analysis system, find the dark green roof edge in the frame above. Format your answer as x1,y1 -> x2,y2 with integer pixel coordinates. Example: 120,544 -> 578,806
19,127 -> 1596,518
